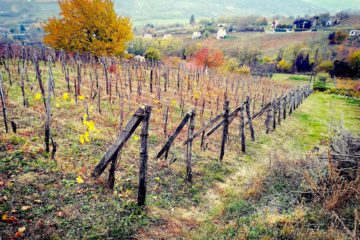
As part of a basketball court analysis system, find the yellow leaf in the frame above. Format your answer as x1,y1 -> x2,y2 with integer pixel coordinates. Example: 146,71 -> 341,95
63,92 -> 70,101
21,206 -> 31,211
84,131 -> 90,142
56,103 -> 60,108
18,227 -> 26,233
76,176 -> 84,184
34,93 -> 42,101
83,114 -> 88,121
170,100 -> 177,107
133,135 -> 139,141
78,95 -> 85,101
79,135 -> 85,144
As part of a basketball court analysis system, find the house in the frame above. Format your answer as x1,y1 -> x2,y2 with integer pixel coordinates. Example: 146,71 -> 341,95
293,18 -> 312,29
134,55 -> 146,62
349,30 -> 360,37
325,17 -> 340,26
192,31 -> 201,40
217,24 -> 227,39
143,34 -> 153,39
163,34 -> 173,39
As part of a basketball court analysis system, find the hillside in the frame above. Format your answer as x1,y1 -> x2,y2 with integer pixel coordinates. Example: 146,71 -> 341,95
2,0 -> 360,26
115,0 -> 324,25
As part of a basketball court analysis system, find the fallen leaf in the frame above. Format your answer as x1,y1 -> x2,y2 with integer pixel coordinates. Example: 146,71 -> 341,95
1,214 -> 17,223
76,176 -> 84,184
56,211 -> 64,217
21,206 -> 31,211
15,227 -> 26,237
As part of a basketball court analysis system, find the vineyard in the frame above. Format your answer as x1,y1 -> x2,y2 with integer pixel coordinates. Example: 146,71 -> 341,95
0,44 -> 315,238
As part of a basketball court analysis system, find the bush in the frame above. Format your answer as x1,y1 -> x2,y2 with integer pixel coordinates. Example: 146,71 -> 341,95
203,30 -> 210,38
329,31 -> 349,45
316,60 -> 334,73
277,59 -> 293,73
144,47 -> 162,61
313,81 -> 328,91
348,50 -> 360,78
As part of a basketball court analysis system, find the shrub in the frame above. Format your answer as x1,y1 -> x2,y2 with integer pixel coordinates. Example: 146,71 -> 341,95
193,48 -> 224,69
203,30 -> 210,38
144,47 -> 162,61
348,50 -> 360,78
328,31 -> 349,45
317,60 -> 334,73
277,59 -> 293,73
238,65 -> 251,75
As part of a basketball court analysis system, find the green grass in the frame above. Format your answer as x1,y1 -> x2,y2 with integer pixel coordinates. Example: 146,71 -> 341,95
186,92 -> 360,239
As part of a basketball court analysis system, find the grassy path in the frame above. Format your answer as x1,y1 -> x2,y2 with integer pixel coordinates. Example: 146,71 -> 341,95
138,93 -> 360,239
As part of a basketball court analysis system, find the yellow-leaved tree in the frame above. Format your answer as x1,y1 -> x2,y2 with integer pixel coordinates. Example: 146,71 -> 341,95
44,0 -> 133,56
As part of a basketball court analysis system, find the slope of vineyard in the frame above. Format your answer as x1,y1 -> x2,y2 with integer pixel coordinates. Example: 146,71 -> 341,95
0,46 -> 359,239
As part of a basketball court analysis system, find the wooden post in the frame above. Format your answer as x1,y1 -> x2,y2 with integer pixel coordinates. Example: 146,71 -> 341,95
155,112 -> 191,159
265,109 -> 271,134
108,151 -> 119,191
220,100 -> 230,162
289,94 -> 293,115
0,74 -> 8,133
150,68 -> 153,93
45,68 -> 52,153
34,54 -> 46,109
272,100 -> 276,130
92,107 -> 145,178
77,61 -> 82,96
246,96 -> 255,141
200,123 -> 206,150
239,106 -> 245,153
138,106 -> 151,206
163,106 -> 169,137
10,121 -> 16,134
20,68 -> 28,107
186,109 -> 196,182
283,96 -> 287,120
278,98 -> 282,125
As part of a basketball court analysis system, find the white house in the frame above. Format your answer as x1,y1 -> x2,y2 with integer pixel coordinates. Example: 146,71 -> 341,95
349,30 -> 360,37
134,55 -> 146,62
163,34 -> 173,39
143,34 -> 153,39
217,24 -> 227,39
192,32 -> 202,40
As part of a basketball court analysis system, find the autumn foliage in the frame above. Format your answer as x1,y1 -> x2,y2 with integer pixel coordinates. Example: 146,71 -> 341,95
193,48 -> 224,69
43,0 -> 133,56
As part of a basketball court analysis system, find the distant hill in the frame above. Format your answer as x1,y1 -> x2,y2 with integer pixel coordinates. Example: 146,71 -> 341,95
2,0 -> 360,27
303,0 -> 360,11
115,0 -> 325,25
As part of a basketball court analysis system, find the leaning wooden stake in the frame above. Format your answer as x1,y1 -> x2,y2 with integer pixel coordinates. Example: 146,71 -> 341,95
246,96 -> 255,141
138,106 -> 152,206
92,107 -> 145,178
186,109 -> 196,182
0,74 -> 8,133
155,112 -> 191,159
220,100 -> 230,162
